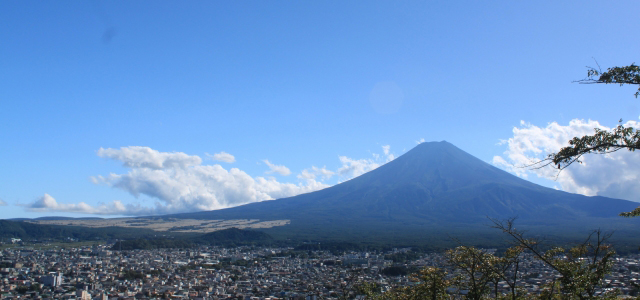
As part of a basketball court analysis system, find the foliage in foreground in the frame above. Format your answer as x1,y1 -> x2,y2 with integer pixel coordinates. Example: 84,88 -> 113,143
577,63 -> 640,98
541,62 -> 640,217
358,219 -> 619,299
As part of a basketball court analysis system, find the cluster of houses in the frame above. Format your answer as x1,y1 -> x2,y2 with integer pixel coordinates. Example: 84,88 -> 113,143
0,244 -> 638,299
0,245 -> 397,299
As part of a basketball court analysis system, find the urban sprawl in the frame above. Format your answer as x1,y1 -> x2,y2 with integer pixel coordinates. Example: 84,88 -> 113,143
1,244 -> 639,299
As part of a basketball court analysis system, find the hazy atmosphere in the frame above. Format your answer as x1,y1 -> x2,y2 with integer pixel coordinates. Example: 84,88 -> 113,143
1,1 -> 639,218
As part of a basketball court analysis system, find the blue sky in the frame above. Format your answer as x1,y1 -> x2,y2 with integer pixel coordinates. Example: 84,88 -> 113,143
1,1 -> 639,218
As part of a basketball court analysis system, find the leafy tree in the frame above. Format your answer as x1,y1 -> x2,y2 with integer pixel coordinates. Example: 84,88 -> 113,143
357,219 -> 618,299
541,63 -> 640,217
445,246 -> 495,300
576,63 -> 640,97
491,218 -> 618,299
396,267 -> 451,300
448,244 -> 525,299
121,269 -> 145,280
15,286 -> 28,294
406,267 -> 451,300
29,283 -> 41,292
357,267 -> 450,300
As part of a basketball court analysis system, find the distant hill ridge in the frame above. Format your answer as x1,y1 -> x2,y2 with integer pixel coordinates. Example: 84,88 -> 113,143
9,217 -> 105,221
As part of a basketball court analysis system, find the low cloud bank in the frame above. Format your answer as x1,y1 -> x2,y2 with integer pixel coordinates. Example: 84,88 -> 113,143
494,119 -> 640,202
32,145 -> 397,216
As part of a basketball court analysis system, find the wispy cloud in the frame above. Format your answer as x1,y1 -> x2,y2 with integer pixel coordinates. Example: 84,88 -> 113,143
382,145 -> 395,162
263,160 -> 292,176
337,156 -> 380,179
206,151 -> 235,163
298,166 -> 335,181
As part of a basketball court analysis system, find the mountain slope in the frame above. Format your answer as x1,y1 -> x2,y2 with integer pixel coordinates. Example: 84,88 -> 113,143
167,141 -> 640,239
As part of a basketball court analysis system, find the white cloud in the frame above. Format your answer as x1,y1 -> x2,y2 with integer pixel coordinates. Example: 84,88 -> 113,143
493,119 -> 640,202
416,138 -> 426,144
97,146 -> 201,169
334,145 -> 398,180
32,143 -> 403,216
313,166 -> 335,179
0,198 -> 6,206
298,169 -> 315,180
382,145 -> 391,155
337,156 -> 381,179
30,194 -> 55,209
88,148 -> 329,215
263,160 -> 291,176
26,193 -> 145,215
382,145 -> 395,162
206,151 -> 235,163
298,166 -> 335,181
